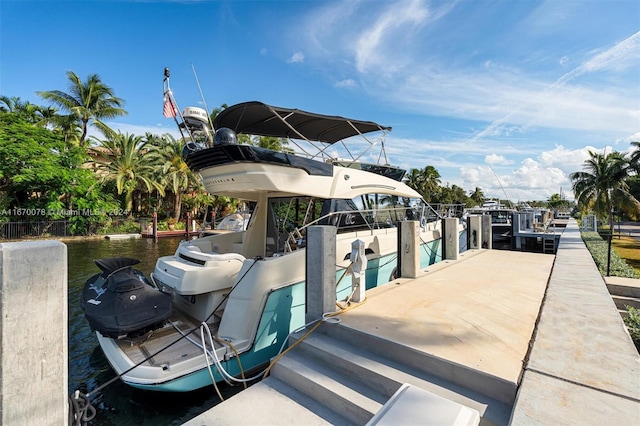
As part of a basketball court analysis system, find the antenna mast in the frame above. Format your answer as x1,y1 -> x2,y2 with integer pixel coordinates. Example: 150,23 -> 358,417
489,166 -> 513,208
191,63 -> 216,132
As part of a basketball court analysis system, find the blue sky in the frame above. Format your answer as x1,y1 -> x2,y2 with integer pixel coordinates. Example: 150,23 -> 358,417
2,0 -> 639,202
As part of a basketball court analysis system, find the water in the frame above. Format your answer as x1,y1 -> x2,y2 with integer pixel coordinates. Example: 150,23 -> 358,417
67,236 -> 246,425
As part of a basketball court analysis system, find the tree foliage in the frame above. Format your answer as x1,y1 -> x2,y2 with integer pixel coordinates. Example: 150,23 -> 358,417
146,133 -> 202,221
570,150 -> 640,223
629,141 -> 639,174
0,113 -> 119,231
91,132 -> 165,215
12,69 -> 636,237
37,71 -> 127,146
404,165 -> 442,202
468,187 -> 485,206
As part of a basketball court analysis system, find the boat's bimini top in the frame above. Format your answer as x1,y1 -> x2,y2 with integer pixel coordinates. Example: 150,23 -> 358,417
212,101 -> 391,144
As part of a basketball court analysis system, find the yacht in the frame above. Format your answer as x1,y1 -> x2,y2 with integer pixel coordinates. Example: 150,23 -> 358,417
81,73 -> 451,392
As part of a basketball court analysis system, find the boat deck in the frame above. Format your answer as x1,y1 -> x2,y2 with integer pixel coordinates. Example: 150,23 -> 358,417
117,310 -> 218,367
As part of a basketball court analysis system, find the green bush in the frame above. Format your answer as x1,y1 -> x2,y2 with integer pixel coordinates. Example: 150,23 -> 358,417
581,232 -> 639,278
156,220 -> 185,231
98,220 -> 141,235
624,307 -> 640,352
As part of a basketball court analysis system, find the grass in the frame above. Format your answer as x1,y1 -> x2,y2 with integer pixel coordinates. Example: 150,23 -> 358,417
611,235 -> 640,276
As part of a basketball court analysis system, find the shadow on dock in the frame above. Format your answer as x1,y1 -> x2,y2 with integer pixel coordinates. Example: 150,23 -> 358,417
183,219 -> 640,425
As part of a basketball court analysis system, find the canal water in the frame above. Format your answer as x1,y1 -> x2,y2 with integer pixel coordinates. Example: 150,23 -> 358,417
67,236 -> 246,425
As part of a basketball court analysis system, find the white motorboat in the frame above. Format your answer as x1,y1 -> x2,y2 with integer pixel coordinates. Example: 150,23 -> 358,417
85,72 -> 450,392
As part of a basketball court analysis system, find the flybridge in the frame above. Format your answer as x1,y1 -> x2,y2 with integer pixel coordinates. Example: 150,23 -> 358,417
162,68 -> 394,167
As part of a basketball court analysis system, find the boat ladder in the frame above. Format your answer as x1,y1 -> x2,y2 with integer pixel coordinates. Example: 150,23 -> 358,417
543,235 -> 556,254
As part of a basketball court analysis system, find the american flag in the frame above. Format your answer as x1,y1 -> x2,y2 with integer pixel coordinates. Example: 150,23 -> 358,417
163,93 -> 177,118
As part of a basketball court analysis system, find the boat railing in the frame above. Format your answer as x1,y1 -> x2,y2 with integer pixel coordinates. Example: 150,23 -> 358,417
430,203 -> 466,219
282,205 -> 441,253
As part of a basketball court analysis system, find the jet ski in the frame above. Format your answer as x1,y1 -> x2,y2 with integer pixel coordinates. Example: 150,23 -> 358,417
81,257 -> 173,339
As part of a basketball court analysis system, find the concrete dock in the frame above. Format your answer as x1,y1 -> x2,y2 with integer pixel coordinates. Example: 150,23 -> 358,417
184,220 -> 639,425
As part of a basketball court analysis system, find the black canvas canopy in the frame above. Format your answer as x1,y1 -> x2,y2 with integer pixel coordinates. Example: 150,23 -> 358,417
212,101 -> 391,144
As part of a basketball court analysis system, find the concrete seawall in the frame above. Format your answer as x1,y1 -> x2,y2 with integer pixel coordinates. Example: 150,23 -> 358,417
510,220 -> 640,424
0,241 -> 68,425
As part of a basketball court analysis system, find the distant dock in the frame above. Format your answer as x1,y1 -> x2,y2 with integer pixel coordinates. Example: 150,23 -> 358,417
140,230 -> 200,239
105,233 -> 141,240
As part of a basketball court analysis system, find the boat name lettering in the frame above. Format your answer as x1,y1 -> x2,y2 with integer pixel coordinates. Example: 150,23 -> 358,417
208,178 -> 236,184
344,214 -> 356,225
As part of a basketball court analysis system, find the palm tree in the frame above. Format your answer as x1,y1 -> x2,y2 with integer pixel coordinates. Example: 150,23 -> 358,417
571,150 -> 640,276
0,96 -> 48,125
146,133 -> 201,222
469,187 -> 485,206
0,96 -> 29,114
93,132 -> 164,215
37,71 -> 127,147
436,184 -> 467,205
51,114 -> 84,146
403,166 -> 441,202
422,166 -> 442,202
629,141 -> 640,173
404,168 -> 425,194
254,135 -> 293,152
570,150 -> 639,229
209,103 -> 228,123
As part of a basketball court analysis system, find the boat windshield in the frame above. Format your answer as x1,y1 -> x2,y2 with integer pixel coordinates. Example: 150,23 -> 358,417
265,194 -> 439,254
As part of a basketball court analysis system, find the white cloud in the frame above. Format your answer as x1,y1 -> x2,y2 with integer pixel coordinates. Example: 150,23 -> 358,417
455,143 -> 616,201
299,4 -> 639,140
485,154 -> 513,165
459,160 -> 570,202
354,0 -> 430,73
391,66 -> 637,139
301,0 -> 454,76
578,30 -> 640,74
287,52 -> 304,63
476,31 -> 640,141
537,145 -> 609,175
334,78 -> 356,88
288,2 -> 639,200
622,131 -> 640,144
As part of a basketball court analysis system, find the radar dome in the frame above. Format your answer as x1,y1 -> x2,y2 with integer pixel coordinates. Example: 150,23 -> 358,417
214,127 -> 238,145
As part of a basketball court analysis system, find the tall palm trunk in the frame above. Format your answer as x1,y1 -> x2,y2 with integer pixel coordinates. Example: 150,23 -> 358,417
173,192 -> 182,223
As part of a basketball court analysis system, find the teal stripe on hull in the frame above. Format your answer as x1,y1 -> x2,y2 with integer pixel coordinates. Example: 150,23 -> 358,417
125,237 -> 443,392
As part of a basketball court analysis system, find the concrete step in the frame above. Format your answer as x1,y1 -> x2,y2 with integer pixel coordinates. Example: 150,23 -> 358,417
182,376 -> 351,425
611,295 -> 640,311
607,282 -> 640,298
271,349 -> 384,425
321,321 -> 517,407
276,326 -> 511,426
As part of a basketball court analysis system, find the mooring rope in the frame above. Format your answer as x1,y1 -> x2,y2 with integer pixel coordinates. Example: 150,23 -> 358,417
69,257 -> 262,425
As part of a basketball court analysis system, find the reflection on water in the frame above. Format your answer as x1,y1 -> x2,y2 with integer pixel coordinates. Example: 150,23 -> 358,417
67,237 -> 245,425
